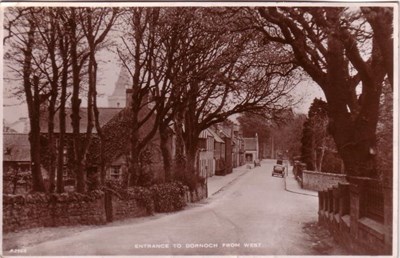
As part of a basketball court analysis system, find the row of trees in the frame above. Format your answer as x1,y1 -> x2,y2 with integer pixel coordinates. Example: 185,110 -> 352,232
237,110 -> 306,161
5,7 -> 119,192
253,7 -> 394,177
237,6 -> 393,178
4,7 -> 296,193
4,6 -> 394,193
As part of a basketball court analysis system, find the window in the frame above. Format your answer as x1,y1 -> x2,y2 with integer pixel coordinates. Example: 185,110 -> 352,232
110,166 -> 121,180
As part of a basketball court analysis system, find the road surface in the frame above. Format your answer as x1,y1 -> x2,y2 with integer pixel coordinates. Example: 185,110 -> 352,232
22,159 -> 320,255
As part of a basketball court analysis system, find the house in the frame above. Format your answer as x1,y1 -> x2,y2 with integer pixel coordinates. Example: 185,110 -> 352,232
217,125 -> 233,175
3,133 -> 32,176
4,117 -> 30,133
198,129 -> 215,178
232,124 -> 245,168
88,95 -> 166,185
33,66 -> 167,188
244,133 -> 259,163
207,128 -> 225,175
3,133 -> 50,193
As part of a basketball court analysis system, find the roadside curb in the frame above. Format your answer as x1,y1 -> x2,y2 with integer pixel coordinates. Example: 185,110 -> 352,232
210,168 -> 250,196
284,171 -> 318,197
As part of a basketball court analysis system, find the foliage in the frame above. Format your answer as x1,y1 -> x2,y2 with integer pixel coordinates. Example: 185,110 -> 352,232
103,180 -> 187,213
150,181 -> 187,213
103,180 -> 155,214
376,82 -> 393,179
173,165 -> 206,191
301,98 -> 342,172
270,113 -> 306,161
3,169 -> 32,195
255,7 -> 393,177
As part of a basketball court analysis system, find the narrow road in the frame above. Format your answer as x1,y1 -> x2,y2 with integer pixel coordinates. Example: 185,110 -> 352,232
24,160 -> 319,255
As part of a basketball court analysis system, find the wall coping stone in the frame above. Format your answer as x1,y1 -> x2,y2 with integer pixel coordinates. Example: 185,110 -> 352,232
303,170 -> 347,178
334,214 -> 340,223
3,190 -> 104,205
341,214 -> 351,227
358,217 -> 385,240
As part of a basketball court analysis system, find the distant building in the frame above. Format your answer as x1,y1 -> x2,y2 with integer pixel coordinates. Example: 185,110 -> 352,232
208,128 -> 225,175
232,124 -> 245,167
244,133 -> 259,162
108,66 -> 131,108
4,117 -> 30,133
198,129 -> 215,178
3,133 -> 49,194
3,134 -> 31,175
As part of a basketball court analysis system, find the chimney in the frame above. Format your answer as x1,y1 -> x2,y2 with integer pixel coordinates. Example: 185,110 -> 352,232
126,89 -> 133,108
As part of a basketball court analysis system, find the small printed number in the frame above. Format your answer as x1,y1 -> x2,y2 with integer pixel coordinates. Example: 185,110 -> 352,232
9,249 -> 27,253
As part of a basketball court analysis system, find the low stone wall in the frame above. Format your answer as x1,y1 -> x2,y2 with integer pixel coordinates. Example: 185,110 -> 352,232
318,179 -> 392,255
3,191 -> 106,233
4,182 -> 209,233
112,195 -> 151,221
303,170 -> 347,191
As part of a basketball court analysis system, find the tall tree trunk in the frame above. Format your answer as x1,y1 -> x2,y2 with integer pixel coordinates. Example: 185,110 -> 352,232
23,18 -> 46,192
47,13 -> 59,193
129,117 -> 141,186
48,104 -> 56,192
29,76 -> 46,192
56,25 -> 69,193
69,8 -> 86,193
159,123 -> 172,182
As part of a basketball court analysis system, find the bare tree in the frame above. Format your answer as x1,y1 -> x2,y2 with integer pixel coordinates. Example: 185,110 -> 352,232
255,7 -> 393,177
159,8 -> 298,187
117,8 -> 162,186
4,7 -> 47,192
79,7 -> 119,187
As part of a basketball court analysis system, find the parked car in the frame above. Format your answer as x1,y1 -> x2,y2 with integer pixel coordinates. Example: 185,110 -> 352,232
272,164 -> 285,178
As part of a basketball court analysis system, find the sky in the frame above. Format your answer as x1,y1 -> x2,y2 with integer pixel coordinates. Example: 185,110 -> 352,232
2,38 -> 326,124
2,57 -> 325,124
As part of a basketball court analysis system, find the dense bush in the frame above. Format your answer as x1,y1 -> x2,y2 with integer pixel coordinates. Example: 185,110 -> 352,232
104,180 -> 189,213
103,180 -> 155,214
150,181 -> 186,212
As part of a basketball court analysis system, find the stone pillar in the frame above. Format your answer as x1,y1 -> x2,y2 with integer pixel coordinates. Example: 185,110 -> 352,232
327,187 -> 333,213
338,183 -> 350,216
332,186 -> 340,214
323,190 -> 328,212
318,191 -> 323,211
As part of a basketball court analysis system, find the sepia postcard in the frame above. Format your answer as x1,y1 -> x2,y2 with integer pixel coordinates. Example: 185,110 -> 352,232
1,1 -> 398,257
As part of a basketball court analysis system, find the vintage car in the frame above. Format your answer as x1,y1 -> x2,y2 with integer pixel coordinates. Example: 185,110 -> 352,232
272,163 -> 285,177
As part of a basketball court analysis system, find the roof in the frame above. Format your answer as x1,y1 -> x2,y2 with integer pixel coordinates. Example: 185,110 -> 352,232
87,106 -> 159,165
3,134 -> 31,162
219,127 -> 231,138
199,129 -> 214,139
40,107 -> 123,133
208,129 -> 224,143
111,67 -> 131,97
244,137 -> 258,151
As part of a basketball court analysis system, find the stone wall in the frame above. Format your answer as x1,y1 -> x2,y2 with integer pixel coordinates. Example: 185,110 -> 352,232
4,182 -> 209,233
112,197 -> 151,221
318,179 -> 392,255
303,170 -> 347,191
3,191 -> 106,233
